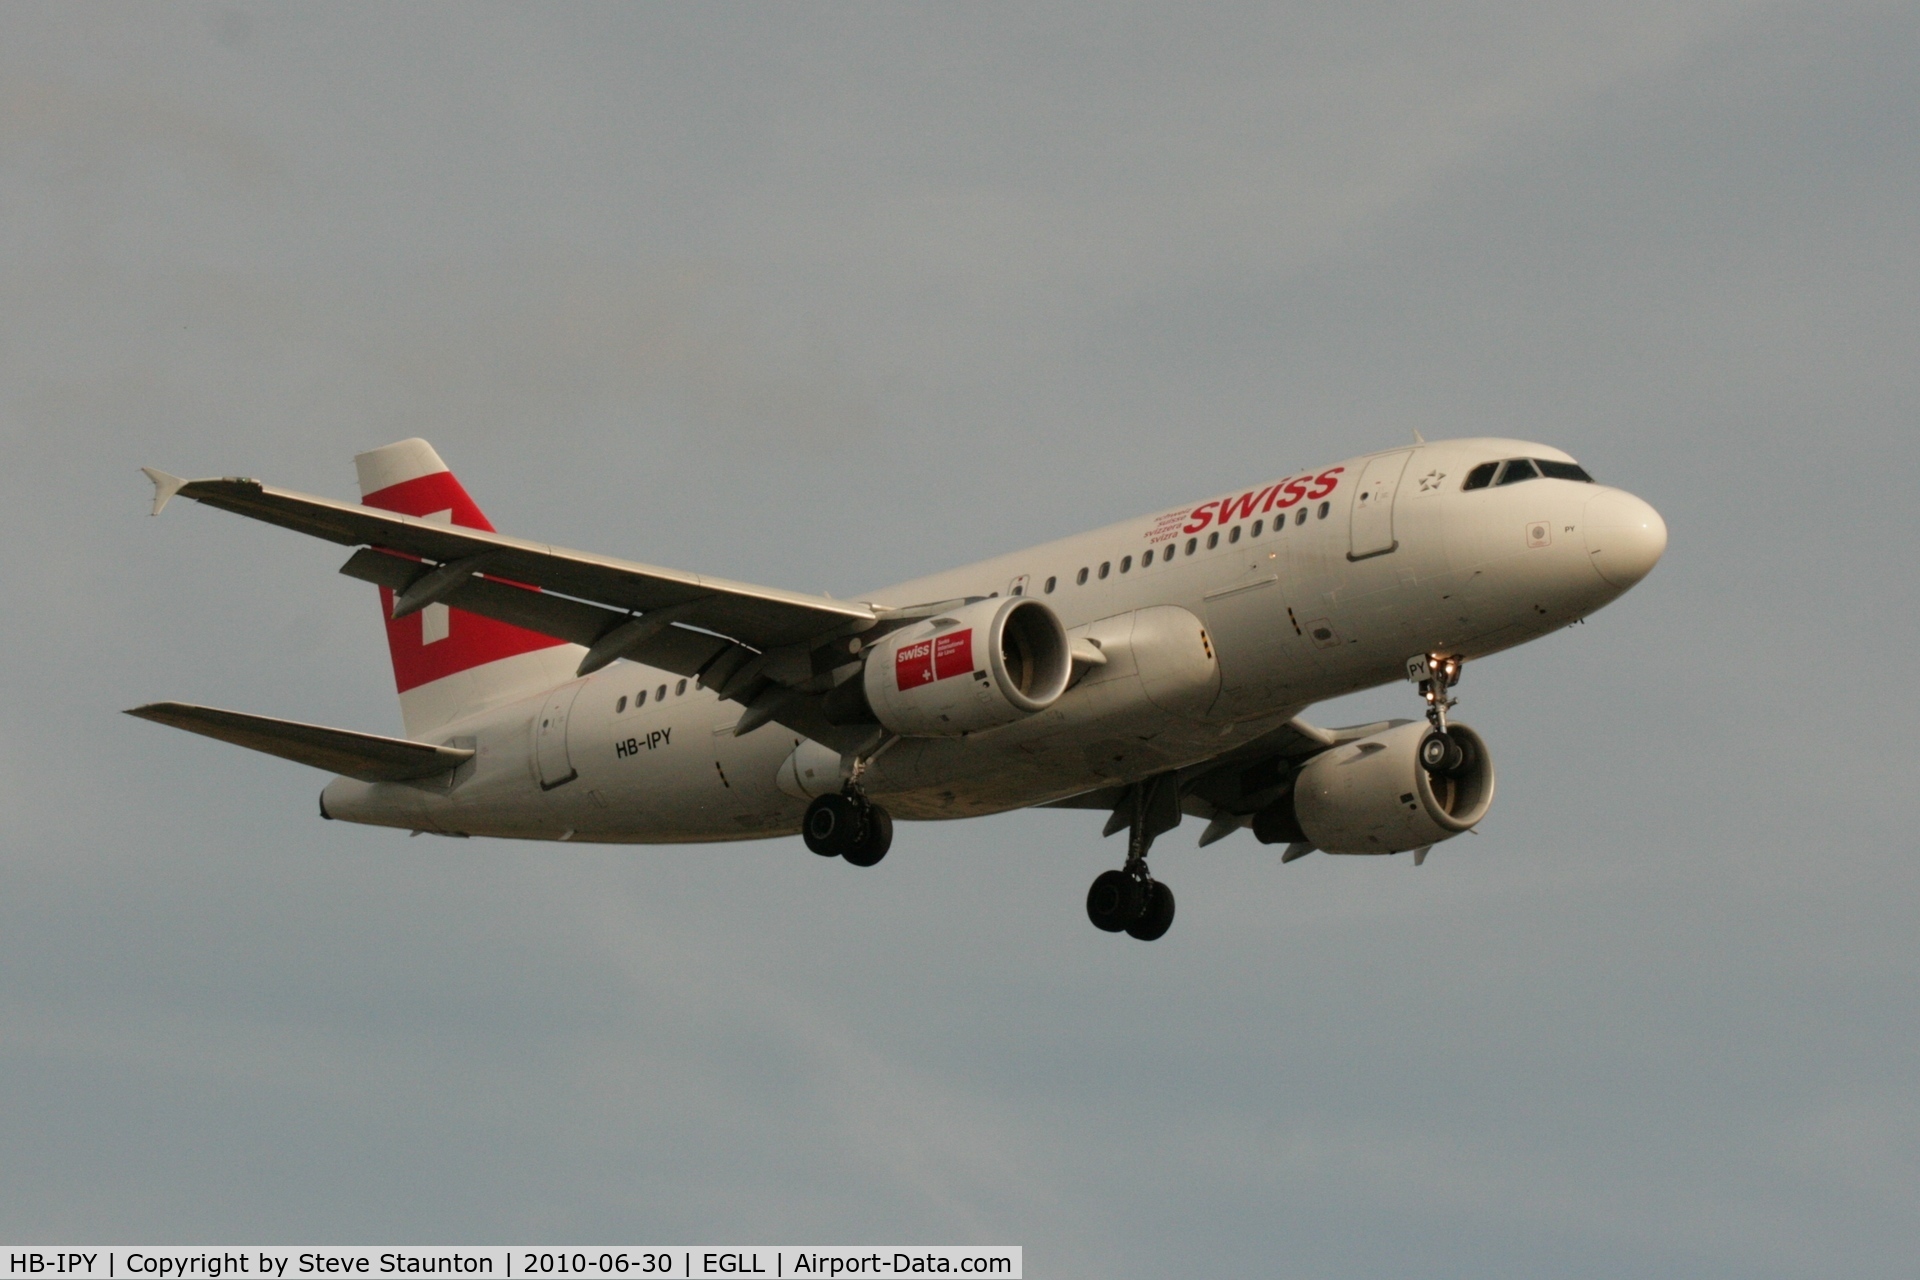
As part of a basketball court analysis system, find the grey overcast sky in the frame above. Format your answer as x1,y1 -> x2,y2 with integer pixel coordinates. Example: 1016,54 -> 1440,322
2,3 -> 1916,1275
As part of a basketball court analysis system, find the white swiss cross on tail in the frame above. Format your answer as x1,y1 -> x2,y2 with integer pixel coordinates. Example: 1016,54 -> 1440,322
417,509 -> 454,645
352,439 -> 579,738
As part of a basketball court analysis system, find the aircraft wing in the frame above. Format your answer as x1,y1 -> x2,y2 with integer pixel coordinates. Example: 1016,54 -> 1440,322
1042,717 -> 1368,809
142,471 -> 878,685
125,702 -> 473,783
1042,715 -> 1407,850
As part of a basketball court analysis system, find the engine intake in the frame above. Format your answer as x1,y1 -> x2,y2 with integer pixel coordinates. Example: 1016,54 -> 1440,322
862,597 -> 1072,737
1289,720 -> 1495,854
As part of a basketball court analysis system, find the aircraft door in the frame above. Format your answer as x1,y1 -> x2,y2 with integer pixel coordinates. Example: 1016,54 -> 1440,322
534,681 -> 584,790
1348,450 -> 1412,560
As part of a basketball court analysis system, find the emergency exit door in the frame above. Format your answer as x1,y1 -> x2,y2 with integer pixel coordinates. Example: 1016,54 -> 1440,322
534,681 -> 584,790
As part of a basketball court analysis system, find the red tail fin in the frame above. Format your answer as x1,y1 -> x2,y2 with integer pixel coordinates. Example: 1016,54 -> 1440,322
354,440 -> 571,731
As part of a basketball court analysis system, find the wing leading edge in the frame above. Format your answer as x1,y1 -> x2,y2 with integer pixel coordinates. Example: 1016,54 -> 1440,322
142,471 -> 876,650
140,470 -> 894,743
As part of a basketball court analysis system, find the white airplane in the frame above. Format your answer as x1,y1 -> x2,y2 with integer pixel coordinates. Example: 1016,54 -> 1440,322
131,436 -> 1664,940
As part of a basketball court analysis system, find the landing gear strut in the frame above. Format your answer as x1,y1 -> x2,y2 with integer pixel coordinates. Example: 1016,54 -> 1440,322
1413,651 -> 1465,733
1086,777 -> 1177,941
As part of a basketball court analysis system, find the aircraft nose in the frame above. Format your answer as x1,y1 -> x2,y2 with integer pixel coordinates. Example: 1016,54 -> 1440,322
1583,488 -> 1668,588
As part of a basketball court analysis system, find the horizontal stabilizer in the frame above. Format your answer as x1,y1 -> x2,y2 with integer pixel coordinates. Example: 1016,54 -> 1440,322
124,702 -> 473,783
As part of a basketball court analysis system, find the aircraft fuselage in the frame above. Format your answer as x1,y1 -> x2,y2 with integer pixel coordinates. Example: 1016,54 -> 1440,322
317,436 -> 1664,843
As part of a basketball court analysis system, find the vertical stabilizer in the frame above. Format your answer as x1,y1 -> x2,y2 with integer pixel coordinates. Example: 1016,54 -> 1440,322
354,439 -> 580,738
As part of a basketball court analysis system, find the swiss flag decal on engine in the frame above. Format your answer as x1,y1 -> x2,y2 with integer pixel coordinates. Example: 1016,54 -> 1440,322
933,630 -> 973,680
895,639 -> 935,690
896,629 -> 974,691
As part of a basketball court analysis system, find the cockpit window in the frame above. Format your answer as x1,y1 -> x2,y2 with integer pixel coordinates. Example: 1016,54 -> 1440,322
1465,456 -> 1593,490
1536,459 -> 1593,482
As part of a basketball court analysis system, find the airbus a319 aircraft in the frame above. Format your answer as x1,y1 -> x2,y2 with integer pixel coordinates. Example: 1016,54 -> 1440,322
132,436 -> 1664,940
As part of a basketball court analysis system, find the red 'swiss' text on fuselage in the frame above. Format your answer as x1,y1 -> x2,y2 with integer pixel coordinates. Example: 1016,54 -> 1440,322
1178,468 -> 1345,536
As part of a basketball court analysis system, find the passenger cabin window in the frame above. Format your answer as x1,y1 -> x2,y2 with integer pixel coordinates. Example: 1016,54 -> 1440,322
1077,567 -> 1089,585
637,689 -> 648,706
1120,555 -> 1132,573
1185,538 -> 1197,555
1462,461 -> 1499,490
1317,501 -> 1330,518
1495,458 -> 1540,486
1207,531 -> 1220,548
616,696 -> 627,713
1044,576 -> 1057,593
1098,561 -> 1110,579
1229,525 -> 1241,543
1252,519 -> 1263,536
676,679 -> 687,696
1295,508 -> 1307,525
657,684 -> 668,701
1536,459 -> 1594,482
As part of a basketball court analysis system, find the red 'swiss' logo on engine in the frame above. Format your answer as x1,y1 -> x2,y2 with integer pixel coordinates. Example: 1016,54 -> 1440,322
896,629 -> 975,691
934,630 -> 973,680
895,639 -> 936,690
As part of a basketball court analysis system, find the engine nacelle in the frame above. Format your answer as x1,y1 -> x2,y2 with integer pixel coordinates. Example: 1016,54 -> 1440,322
1291,720 -> 1495,854
862,596 -> 1072,737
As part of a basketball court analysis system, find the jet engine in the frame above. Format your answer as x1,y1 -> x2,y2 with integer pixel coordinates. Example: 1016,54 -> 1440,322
1263,720 -> 1495,855
859,596 -> 1072,737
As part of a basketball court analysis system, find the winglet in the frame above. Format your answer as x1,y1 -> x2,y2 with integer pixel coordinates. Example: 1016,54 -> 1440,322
141,467 -> 189,516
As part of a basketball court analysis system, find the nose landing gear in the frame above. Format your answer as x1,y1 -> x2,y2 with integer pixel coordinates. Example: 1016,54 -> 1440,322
1410,651 -> 1465,733
1411,651 -> 1476,783
1085,776 -> 1179,940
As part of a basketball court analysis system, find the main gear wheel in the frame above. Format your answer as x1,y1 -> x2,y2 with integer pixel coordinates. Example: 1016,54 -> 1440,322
803,792 -> 893,865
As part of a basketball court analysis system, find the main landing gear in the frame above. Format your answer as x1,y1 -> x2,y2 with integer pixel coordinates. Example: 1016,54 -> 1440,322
803,790 -> 893,867
1086,776 -> 1178,941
